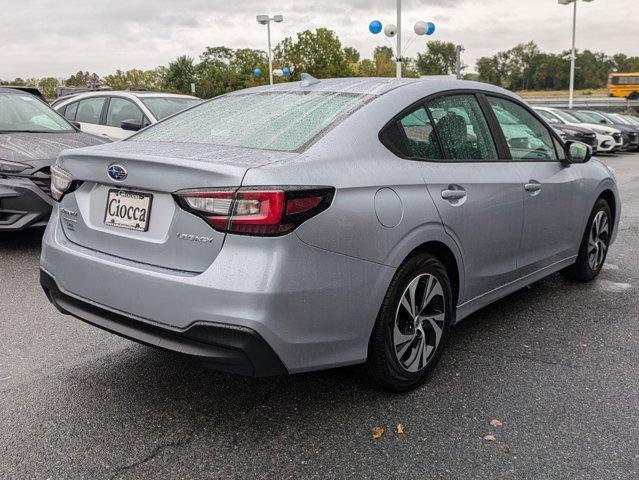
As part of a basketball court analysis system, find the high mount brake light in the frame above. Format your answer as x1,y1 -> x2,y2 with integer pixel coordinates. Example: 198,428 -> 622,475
175,187 -> 335,236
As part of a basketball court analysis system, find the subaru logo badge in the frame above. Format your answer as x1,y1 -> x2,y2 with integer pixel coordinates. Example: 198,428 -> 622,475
107,164 -> 127,182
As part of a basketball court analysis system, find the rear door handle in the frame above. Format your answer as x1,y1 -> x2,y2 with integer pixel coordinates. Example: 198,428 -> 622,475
441,188 -> 467,201
524,181 -> 542,193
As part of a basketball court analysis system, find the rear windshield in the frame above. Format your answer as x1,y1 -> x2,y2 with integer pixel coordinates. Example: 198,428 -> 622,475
131,91 -> 369,152
140,97 -> 202,120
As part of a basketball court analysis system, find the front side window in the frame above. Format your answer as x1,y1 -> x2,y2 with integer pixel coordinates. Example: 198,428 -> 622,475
106,98 -> 146,128
488,97 -> 558,161
132,92 -> 369,152
398,107 -> 442,159
0,92 -> 74,132
75,97 -> 106,125
426,95 -> 498,161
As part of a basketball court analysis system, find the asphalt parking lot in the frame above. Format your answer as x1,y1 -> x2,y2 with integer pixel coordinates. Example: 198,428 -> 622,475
1,154 -> 638,480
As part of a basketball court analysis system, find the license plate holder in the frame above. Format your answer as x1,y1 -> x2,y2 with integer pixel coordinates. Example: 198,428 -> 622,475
104,189 -> 153,232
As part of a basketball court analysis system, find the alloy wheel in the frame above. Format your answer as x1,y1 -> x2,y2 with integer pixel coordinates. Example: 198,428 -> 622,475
588,210 -> 609,271
393,274 -> 446,373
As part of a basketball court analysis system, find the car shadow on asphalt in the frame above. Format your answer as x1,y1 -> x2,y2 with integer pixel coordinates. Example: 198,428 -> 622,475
0,228 -> 44,251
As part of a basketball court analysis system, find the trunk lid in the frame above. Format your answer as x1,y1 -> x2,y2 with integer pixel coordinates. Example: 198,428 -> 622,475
56,141 -> 295,272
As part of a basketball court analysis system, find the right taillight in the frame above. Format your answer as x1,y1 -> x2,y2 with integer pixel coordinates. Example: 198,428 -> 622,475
175,186 -> 334,236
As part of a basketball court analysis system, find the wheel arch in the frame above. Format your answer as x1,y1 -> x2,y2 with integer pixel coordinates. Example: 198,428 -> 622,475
598,189 -> 616,231
403,241 -> 462,310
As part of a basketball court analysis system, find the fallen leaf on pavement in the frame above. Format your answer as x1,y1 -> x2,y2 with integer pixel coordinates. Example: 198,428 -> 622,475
396,423 -> 405,434
371,426 -> 384,439
483,434 -> 496,442
490,419 -> 503,428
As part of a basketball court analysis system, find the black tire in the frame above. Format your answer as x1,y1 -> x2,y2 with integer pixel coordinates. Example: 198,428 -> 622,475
561,198 -> 612,282
628,92 -> 639,101
367,253 -> 453,392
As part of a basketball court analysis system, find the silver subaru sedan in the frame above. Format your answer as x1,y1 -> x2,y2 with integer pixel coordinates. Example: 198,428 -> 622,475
40,77 -> 620,391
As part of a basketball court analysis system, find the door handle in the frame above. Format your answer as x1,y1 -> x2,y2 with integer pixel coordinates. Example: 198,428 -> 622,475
524,181 -> 542,193
441,188 -> 467,201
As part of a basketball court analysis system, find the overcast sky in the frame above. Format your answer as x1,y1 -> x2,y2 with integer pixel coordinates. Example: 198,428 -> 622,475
1,0 -> 638,79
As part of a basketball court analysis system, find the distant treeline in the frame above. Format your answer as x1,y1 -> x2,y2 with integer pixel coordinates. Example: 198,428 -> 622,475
3,29 -> 639,99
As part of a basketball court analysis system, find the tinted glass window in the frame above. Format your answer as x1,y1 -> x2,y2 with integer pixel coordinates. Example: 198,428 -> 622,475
537,109 -> 562,124
75,97 -> 105,125
106,98 -> 145,127
426,95 -> 497,161
133,92 -> 368,152
488,97 -> 558,161
64,102 -> 78,121
398,107 -> 442,159
0,92 -> 74,132
140,97 -> 202,120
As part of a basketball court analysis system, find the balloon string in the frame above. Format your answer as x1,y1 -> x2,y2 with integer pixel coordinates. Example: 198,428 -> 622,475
402,34 -> 418,58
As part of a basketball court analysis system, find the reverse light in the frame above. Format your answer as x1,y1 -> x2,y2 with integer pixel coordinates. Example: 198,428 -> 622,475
176,186 -> 334,236
50,165 -> 74,201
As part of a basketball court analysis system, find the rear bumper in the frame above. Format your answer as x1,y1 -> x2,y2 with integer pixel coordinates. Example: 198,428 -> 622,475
40,269 -> 288,377
40,208 -> 395,373
0,176 -> 53,231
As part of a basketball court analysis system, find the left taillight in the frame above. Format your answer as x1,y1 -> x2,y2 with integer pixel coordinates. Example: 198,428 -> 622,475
50,165 -> 75,202
175,186 -> 334,236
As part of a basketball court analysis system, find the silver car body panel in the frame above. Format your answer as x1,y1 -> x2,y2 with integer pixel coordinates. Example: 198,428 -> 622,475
41,77 -> 621,373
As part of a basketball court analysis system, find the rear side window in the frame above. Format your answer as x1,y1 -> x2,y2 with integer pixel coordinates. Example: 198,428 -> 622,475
63,102 -> 78,121
488,97 -> 558,161
132,92 -> 370,152
398,107 -> 442,159
427,95 -> 498,161
75,97 -> 106,125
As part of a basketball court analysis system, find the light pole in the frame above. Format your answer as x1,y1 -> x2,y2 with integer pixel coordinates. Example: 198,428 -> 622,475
559,0 -> 594,109
256,14 -> 283,85
396,0 -> 402,78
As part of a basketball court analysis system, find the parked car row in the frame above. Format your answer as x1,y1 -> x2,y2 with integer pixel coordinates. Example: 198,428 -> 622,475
0,87 -> 201,231
52,91 -> 202,141
534,106 -> 639,154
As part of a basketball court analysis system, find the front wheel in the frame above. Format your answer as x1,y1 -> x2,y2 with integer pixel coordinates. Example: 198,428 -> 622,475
367,254 -> 453,392
561,199 -> 612,282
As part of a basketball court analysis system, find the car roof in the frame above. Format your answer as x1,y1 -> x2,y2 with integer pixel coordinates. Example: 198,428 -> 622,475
228,76 -> 517,98
0,86 -> 45,100
54,90 -> 200,103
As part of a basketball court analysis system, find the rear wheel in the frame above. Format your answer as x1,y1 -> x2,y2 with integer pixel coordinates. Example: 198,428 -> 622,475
367,254 -> 453,392
628,91 -> 639,101
561,199 -> 612,282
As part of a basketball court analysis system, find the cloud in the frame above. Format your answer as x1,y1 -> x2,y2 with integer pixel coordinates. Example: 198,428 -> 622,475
1,0 -> 637,78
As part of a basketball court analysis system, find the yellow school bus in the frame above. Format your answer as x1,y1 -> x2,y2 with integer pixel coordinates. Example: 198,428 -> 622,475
608,73 -> 639,99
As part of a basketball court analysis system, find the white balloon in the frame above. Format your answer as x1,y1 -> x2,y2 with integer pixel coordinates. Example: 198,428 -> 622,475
414,21 -> 428,36
273,69 -> 284,77
384,24 -> 397,38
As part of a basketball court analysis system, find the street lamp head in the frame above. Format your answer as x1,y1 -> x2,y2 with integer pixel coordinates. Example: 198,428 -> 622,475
256,15 -> 269,25
273,15 -> 284,23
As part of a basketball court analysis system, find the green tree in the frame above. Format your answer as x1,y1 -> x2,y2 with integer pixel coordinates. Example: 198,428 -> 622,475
38,77 -> 60,99
343,47 -> 360,64
65,71 -> 100,87
416,41 -> 459,76
274,28 -> 353,80
163,55 -> 197,94
104,69 -> 163,91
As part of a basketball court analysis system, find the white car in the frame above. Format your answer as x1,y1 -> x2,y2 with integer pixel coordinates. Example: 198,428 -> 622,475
534,107 -> 621,153
52,91 -> 202,141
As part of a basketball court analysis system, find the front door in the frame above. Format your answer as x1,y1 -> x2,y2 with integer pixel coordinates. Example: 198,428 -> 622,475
485,96 -> 584,274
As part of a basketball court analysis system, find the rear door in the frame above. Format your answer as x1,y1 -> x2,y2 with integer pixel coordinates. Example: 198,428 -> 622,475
74,97 -> 107,138
397,93 -> 524,303
486,96 -> 584,273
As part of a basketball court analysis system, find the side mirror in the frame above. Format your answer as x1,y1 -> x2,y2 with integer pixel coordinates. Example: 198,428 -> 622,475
600,120 -> 607,124
565,140 -> 592,164
71,121 -> 81,130
121,119 -> 142,132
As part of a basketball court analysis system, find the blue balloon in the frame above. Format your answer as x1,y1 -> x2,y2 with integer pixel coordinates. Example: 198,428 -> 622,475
426,22 -> 436,36
282,67 -> 291,77
253,67 -> 262,78
369,20 -> 383,35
